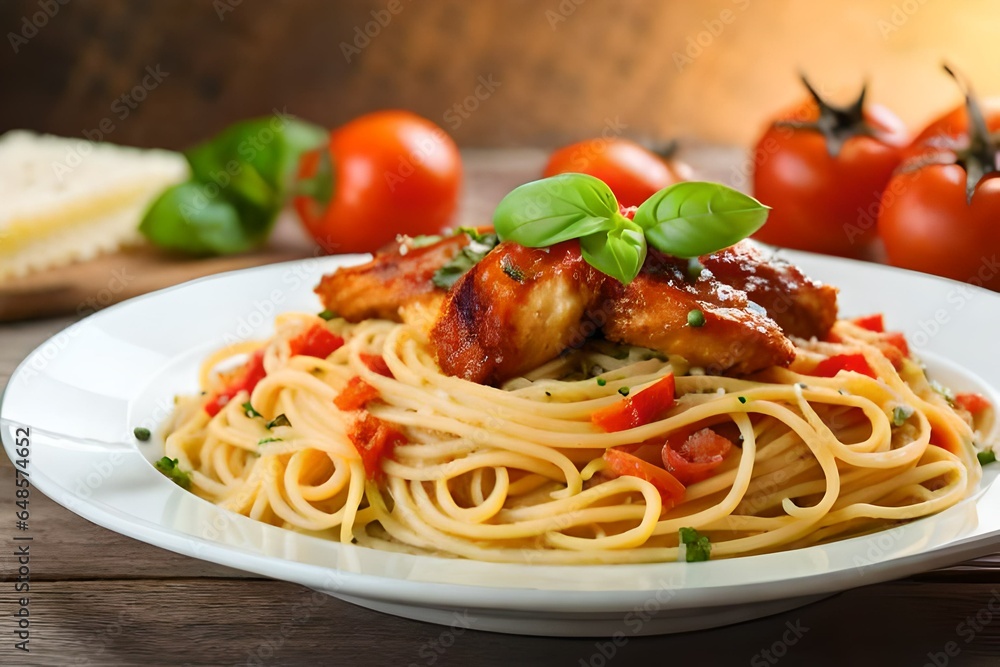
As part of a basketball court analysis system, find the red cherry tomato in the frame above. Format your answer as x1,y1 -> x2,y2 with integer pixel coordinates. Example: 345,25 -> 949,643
752,79 -> 908,257
294,110 -> 461,254
543,138 -> 690,208
903,97 -> 1000,160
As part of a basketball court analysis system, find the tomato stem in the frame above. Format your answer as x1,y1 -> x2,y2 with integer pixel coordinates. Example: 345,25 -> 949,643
774,73 -> 880,158
942,64 -> 1000,204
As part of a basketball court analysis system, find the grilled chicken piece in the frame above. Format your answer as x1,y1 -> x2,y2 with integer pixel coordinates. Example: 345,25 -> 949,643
699,242 -> 838,339
315,233 -> 473,322
602,250 -> 797,375
429,241 -> 606,385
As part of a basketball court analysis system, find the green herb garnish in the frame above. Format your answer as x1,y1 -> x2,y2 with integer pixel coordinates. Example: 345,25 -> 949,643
140,115 -> 326,255
978,450 -> 997,466
266,414 -> 291,429
258,437 -> 283,446
133,427 -> 151,441
242,401 -> 262,418
618,386 -> 630,397
501,256 -> 525,282
930,380 -> 957,406
493,174 -> 768,285
318,309 -> 337,321
596,377 -> 607,387
687,257 -> 704,280
431,230 -> 500,289
738,396 -> 747,404
892,405 -> 914,427
679,526 -> 711,562
154,457 -> 192,490
687,309 -> 706,327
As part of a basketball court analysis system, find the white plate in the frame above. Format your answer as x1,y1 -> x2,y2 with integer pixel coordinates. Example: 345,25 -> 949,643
4,251 -> 1000,637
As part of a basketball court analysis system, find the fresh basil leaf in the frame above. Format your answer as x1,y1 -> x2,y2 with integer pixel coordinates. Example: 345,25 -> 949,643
186,116 -> 325,202
431,232 -> 499,289
578,220 -> 647,284
494,173 -> 620,247
142,114 -> 326,256
634,182 -> 770,258
139,182 -> 259,255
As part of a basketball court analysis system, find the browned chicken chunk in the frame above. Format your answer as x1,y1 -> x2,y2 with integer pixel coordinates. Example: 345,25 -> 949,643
430,241 -> 606,385
699,242 -> 838,339
602,250 -> 796,376
315,233 -> 473,322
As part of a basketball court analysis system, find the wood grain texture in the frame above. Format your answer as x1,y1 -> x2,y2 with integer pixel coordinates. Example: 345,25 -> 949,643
2,149 -> 1000,664
5,0 -> 1000,150
2,579 -> 1000,665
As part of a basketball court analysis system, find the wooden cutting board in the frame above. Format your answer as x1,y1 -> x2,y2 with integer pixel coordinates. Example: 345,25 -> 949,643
0,214 -> 318,322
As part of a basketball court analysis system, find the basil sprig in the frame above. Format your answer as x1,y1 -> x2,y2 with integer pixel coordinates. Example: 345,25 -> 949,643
140,115 -> 326,255
493,173 -> 769,284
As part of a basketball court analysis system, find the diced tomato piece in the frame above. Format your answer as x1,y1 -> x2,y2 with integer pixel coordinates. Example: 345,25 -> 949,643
289,324 -> 345,359
956,392 -> 992,414
662,428 -> 733,485
335,377 -> 381,411
204,349 -> 267,416
348,412 -> 406,480
603,447 -> 685,507
811,353 -> 876,379
882,331 -> 909,358
360,353 -> 394,378
591,374 -> 676,432
851,314 -> 885,332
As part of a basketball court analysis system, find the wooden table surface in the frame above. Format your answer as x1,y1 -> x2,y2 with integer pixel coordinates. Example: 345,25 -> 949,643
3,150 -> 1000,666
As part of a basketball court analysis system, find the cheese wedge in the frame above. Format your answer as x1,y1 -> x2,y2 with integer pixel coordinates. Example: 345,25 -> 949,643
0,130 -> 189,280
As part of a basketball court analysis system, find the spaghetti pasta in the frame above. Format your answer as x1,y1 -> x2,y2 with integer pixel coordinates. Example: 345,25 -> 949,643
161,313 -> 988,564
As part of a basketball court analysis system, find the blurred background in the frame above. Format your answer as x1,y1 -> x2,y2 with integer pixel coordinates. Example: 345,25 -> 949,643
3,0 -> 1000,149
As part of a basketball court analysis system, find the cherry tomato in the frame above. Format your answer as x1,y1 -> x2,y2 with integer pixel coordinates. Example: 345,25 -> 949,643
294,110 -> 461,254
543,138 -> 691,208
903,97 -> 1000,160
752,78 -> 908,257
878,70 -> 1000,291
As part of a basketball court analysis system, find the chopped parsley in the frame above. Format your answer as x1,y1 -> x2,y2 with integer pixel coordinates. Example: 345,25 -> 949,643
618,386 -> 630,397
154,457 -> 191,490
930,380 -> 957,407
892,405 -> 914,427
133,427 -> 151,441
544,391 -> 552,397
678,527 -> 711,562
978,450 -> 997,466
266,414 -> 291,429
596,377 -> 607,387
258,437 -> 283,446
501,255 -> 525,282
430,230 -> 500,289
317,309 -> 337,321
687,257 -> 704,280
687,309 -> 706,328
242,401 -> 262,418
738,396 -> 747,404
